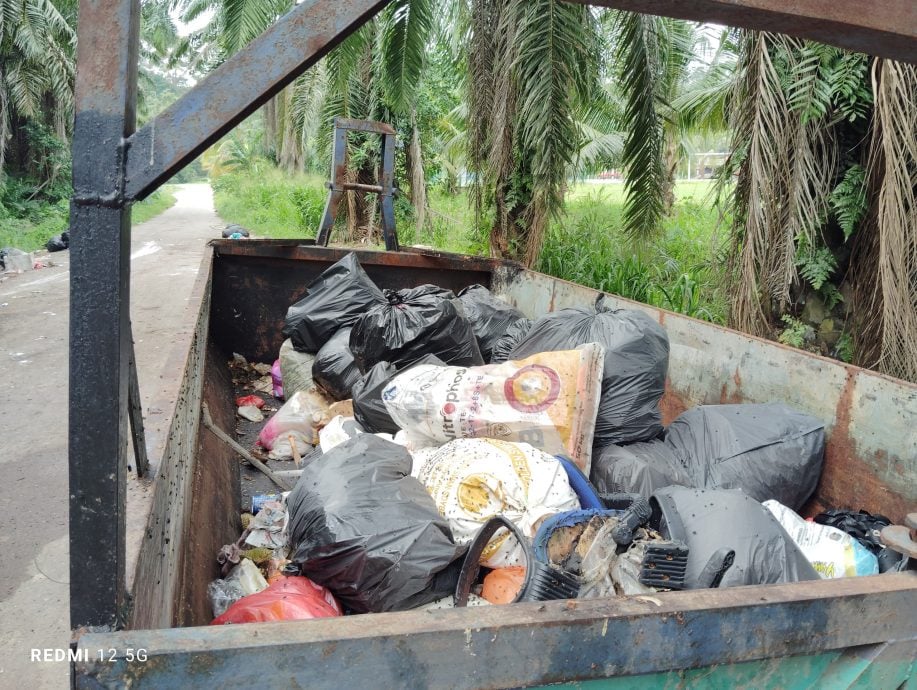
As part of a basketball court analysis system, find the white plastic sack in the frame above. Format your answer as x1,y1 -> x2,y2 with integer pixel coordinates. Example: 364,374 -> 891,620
318,416 -> 365,453
258,389 -> 332,453
383,345 -> 605,473
279,338 -> 317,398
416,438 -> 580,568
764,500 -> 879,578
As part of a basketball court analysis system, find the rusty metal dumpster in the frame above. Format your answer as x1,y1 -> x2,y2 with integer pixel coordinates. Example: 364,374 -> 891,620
71,243 -> 917,688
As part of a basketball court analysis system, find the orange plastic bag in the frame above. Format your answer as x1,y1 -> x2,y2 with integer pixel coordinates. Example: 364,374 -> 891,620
481,566 -> 526,604
211,576 -> 342,624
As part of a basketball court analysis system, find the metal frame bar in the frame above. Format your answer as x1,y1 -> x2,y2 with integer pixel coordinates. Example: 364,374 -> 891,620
73,573 -> 917,686
317,117 -> 400,251
566,0 -> 916,63
69,0 -> 140,630
123,0 -> 394,201
70,0 -> 916,635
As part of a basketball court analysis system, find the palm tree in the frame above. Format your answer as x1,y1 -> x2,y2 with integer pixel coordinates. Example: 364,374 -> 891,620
0,0 -> 75,182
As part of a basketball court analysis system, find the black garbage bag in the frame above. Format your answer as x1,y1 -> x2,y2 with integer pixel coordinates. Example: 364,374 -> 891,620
46,231 -> 69,252
652,486 -> 820,587
312,327 -> 362,400
222,224 -> 250,238
282,252 -> 385,353
349,285 -> 484,372
591,403 -> 825,510
814,509 -> 904,572
457,285 -> 525,361
352,354 -> 446,434
509,295 -> 669,445
490,318 -> 533,363
287,434 -> 465,612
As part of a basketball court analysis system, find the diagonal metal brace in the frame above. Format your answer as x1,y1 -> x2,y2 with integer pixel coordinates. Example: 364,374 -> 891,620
123,0 -> 394,201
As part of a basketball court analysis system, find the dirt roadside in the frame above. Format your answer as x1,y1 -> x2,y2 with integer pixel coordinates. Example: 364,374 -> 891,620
0,183 -> 223,687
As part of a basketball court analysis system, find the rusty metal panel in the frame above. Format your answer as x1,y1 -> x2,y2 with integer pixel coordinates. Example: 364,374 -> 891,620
73,573 -> 917,687
494,268 -> 917,523
563,0 -> 917,64
124,0 -> 394,201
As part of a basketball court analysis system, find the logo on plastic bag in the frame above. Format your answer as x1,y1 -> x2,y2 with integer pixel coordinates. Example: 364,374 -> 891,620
503,364 -> 561,413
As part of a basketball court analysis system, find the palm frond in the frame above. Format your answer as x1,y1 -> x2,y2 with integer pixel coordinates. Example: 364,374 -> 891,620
379,0 -> 435,114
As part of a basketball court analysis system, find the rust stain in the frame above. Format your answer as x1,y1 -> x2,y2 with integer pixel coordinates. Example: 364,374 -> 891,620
659,380 -> 689,425
719,367 -> 745,404
803,370 -> 911,524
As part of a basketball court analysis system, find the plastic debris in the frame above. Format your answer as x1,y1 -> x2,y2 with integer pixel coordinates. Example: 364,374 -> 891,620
416,438 -> 580,568
383,345 -> 605,472
509,296 -> 669,446
456,284 -> 525,361
283,252 -> 385,353
765,500 -> 879,577
349,285 -> 483,373
481,567 -> 526,604
279,339 -> 317,398
211,575 -> 342,624
46,231 -> 69,252
591,403 -> 825,510
257,389 -> 332,453
313,327 -> 361,400
236,395 -> 265,409
244,500 -> 288,550
287,435 -> 464,613
237,405 -> 264,422
318,415 -> 364,453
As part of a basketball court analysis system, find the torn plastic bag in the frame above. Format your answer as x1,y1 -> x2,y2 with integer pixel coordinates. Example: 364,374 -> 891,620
509,296 -> 669,445
383,345 -> 604,472
282,252 -> 385,353
764,500 -> 878,577
211,576 -> 342,624
490,318 -> 533,364
351,354 -> 446,434
814,509 -> 903,572
279,338 -> 317,399
651,487 -> 819,587
591,403 -> 825,510
457,284 -> 525,361
318,415 -> 364,453
416,439 -> 580,568
287,435 -> 465,612
257,388 -> 332,452
349,285 -> 483,373
312,327 -> 361,400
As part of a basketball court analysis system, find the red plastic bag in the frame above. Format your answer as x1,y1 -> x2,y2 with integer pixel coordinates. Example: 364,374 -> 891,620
236,395 -> 266,409
211,576 -> 342,624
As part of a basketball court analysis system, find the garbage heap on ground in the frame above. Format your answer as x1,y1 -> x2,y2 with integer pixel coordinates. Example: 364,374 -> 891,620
209,252 -> 909,624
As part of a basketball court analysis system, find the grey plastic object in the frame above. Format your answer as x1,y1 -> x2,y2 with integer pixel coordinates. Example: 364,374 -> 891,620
592,403 -> 826,510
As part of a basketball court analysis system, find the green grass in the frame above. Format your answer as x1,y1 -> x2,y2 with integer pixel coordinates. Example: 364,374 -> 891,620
211,168 -> 726,322
0,185 -> 177,252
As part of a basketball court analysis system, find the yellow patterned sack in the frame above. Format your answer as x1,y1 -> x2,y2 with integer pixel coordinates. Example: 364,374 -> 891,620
382,344 -> 604,473
417,438 -> 580,567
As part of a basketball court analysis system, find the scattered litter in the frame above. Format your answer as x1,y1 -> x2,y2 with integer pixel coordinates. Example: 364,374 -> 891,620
764,500 -> 878,577
481,567 -> 526,604
253,362 -> 272,376
318,415 -> 364,453
1,248 -> 34,273
251,494 -> 282,514
237,405 -> 264,422
244,500 -> 288,550
207,558 -> 268,617
236,395 -> 265,409
211,575 -> 341,624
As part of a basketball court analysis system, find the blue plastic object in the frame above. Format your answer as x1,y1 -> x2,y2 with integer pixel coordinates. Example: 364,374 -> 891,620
556,455 -> 605,510
533,509 -> 624,563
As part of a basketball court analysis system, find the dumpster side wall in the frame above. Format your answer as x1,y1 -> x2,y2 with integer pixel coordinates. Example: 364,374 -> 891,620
492,267 -> 917,523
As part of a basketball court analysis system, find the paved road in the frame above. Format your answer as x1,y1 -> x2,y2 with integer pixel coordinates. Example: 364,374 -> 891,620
0,184 -> 222,687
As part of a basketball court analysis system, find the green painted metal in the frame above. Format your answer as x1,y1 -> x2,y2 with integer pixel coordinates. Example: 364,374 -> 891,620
536,641 -> 917,690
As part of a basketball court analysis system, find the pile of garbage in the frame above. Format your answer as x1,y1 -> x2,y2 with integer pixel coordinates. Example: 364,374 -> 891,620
208,252 -> 909,624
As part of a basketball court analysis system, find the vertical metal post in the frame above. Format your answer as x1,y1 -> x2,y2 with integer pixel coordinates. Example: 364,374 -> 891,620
317,126 -> 348,246
379,133 -> 398,251
69,0 -> 140,630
